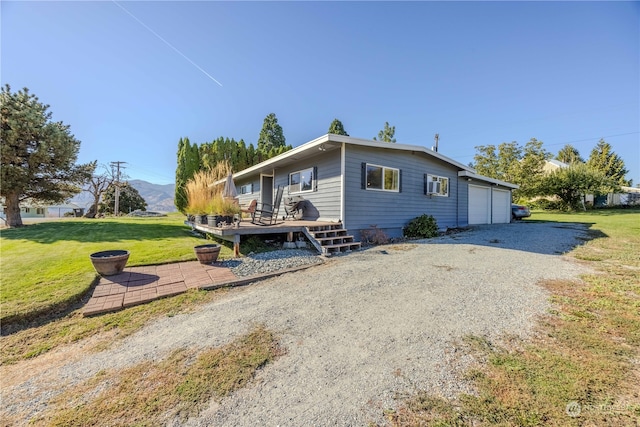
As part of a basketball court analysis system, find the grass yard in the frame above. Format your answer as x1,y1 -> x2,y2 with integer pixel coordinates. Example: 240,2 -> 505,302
390,208 -> 640,426
0,214 -> 230,325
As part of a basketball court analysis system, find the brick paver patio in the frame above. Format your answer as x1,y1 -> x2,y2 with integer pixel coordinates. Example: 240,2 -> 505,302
83,260 -> 319,316
84,261 -> 240,316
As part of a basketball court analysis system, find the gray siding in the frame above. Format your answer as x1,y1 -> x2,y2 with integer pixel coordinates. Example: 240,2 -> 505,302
344,145 -> 462,239
234,150 -> 342,220
457,178 -> 469,227
235,178 -> 260,206
273,149 -> 342,220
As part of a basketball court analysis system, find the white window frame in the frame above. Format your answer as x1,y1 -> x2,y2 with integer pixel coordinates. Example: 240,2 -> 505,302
289,167 -> 314,194
426,174 -> 449,197
239,183 -> 253,195
366,163 -> 400,192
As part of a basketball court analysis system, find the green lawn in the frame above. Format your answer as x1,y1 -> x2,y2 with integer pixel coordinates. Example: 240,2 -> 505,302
0,214 -> 230,325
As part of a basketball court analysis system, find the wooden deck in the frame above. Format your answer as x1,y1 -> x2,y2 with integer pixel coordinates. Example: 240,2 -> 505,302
185,218 -> 345,256
187,219 -> 340,237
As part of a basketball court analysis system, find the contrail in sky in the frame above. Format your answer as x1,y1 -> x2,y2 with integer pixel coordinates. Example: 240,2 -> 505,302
112,1 -> 223,87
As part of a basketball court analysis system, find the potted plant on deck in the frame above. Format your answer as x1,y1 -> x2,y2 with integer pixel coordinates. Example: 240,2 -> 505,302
185,171 -> 213,224
185,161 -> 234,227
217,197 -> 241,226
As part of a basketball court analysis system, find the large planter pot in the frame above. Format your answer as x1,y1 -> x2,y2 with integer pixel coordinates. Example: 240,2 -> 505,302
194,244 -> 221,264
90,250 -> 130,276
208,215 -> 222,227
219,215 -> 234,225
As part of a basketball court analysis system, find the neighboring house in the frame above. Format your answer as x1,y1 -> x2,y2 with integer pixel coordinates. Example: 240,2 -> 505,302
599,186 -> 640,207
232,134 -> 517,240
0,200 -> 83,220
543,159 -> 569,173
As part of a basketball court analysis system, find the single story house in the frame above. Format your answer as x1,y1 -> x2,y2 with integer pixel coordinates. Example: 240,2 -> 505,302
232,134 -> 517,240
0,200 -> 83,220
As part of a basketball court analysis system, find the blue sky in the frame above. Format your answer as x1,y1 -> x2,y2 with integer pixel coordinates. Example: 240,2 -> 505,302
2,1 -> 638,186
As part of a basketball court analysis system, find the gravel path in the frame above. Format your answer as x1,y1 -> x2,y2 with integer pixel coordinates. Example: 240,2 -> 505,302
2,222 -> 592,426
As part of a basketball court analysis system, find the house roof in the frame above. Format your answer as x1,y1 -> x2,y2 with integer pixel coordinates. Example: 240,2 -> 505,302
233,133 -> 476,176
457,170 -> 519,189
545,159 -> 569,169
231,134 -> 517,189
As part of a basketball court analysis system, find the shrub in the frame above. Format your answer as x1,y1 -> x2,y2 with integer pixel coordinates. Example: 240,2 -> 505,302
404,214 -> 438,239
528,197 -> 566,211
361,225 -> 389,245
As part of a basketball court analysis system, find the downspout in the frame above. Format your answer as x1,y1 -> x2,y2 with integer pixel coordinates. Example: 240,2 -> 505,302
456,175 -> 459,228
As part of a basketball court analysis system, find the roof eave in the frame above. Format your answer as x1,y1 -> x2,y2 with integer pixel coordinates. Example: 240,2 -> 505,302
232,134 -> 474,180
458,170 -> 519,189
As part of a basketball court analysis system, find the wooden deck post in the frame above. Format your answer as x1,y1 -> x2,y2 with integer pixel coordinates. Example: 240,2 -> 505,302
234,234 -> 240,257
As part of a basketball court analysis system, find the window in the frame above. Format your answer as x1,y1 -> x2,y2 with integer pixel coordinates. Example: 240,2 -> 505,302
425,174 -> 449,197
289,167 -> 315,193
239,183 -> 253,195
36,208 -> 45,215
365,163 -> 399,192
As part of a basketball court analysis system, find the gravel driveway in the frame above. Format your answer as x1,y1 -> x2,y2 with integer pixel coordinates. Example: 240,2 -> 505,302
2,222 -> 592,426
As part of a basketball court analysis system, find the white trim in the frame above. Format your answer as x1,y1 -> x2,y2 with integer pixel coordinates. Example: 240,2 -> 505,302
426,174 -> 449,197
365,163 -> 400,192
458,170 -> 519,189
288,167 -> 314,194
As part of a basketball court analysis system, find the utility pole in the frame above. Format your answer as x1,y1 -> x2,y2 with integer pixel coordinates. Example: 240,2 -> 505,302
110,161 -> 127,216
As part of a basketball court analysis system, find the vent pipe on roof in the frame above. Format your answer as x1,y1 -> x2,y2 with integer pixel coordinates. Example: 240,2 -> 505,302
432,133 -> 439,152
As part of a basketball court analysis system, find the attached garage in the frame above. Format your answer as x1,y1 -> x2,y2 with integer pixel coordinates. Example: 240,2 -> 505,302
491,188 -> 511,224
461,171 -> 518,225
468,185 -> 491,225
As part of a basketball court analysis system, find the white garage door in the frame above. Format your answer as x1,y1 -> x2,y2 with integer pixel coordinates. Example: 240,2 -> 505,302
469,185 -> 491,224
491,189 -> 511,224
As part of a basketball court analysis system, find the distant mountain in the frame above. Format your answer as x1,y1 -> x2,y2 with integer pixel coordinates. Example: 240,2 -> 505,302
70,180 -> 177,213
128,180 -> 177,213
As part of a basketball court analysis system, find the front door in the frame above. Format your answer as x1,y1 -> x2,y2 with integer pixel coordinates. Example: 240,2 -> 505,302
260,175 -> 273,207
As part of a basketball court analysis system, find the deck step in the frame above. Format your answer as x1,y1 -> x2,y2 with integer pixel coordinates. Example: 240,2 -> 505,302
311,229 -> 349,238
322,242 -> 362,254
304,223 -> 361,256
314,235 -> 355,244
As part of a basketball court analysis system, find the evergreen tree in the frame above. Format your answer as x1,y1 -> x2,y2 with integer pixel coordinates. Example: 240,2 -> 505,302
586,139 -> 630,186
373,122 -> 396,143
556,144 -> 584,164
175,137 -> 200,213
0,84 -> 94,227
328,118 -> 349,136
257,113 -> 286,153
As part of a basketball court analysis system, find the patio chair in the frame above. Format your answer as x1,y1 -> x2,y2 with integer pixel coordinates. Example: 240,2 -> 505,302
241,199 -> 257,222
283,195 -> 305,220
252,186 -> 284,226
